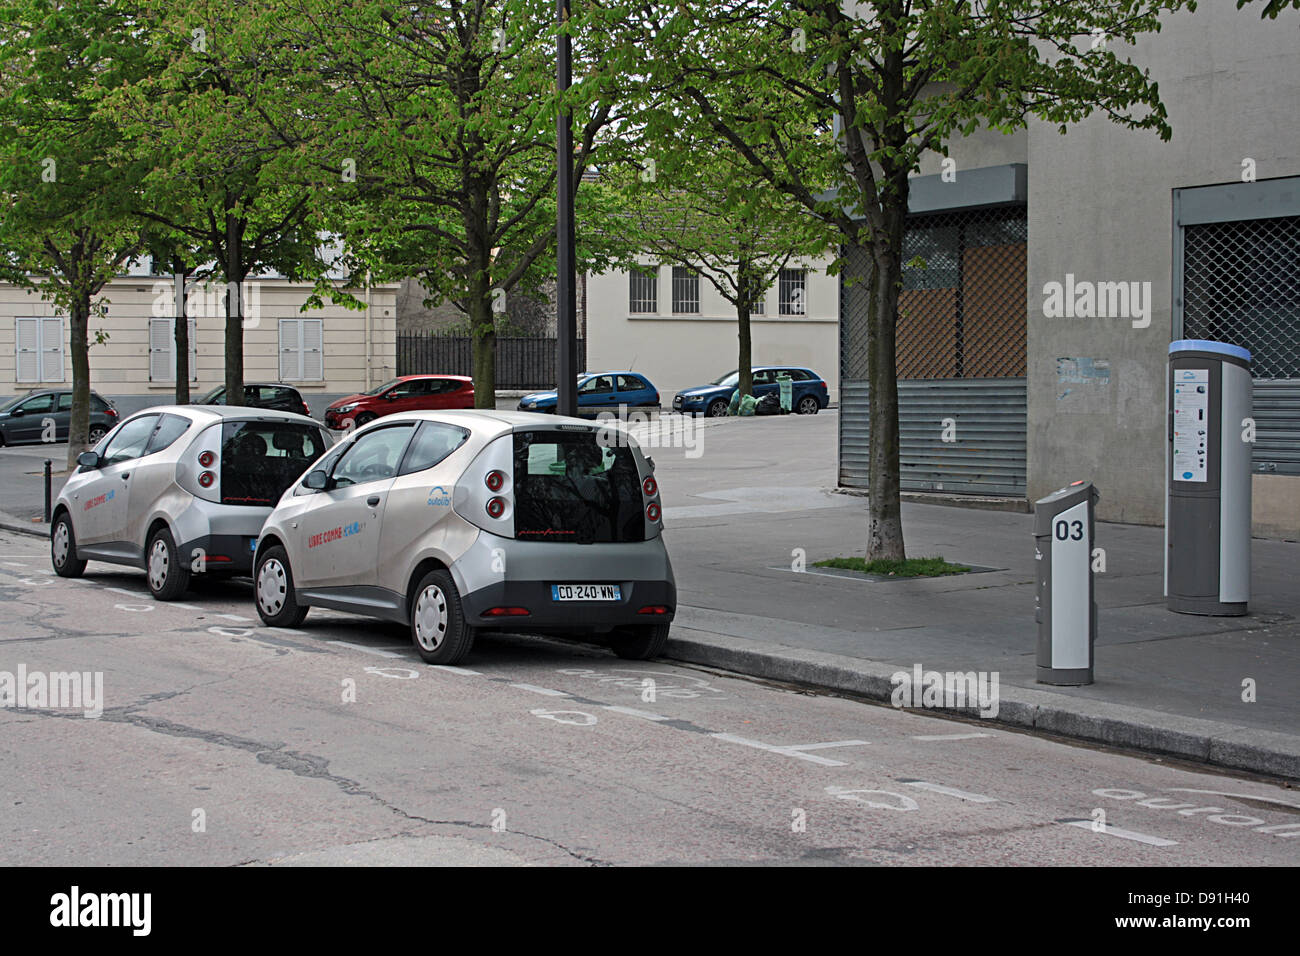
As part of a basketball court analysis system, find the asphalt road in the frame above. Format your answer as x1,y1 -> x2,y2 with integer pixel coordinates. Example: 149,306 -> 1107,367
1,528 -> 1296,866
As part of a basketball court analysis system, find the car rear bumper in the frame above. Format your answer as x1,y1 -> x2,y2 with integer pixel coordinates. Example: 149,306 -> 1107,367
176,532 -> 259,573
461,578 -> 676,631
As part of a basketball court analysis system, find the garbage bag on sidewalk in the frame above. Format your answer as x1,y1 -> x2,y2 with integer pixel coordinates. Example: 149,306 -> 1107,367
738,394 -> 758,416
755,392 -> 781,416
728,388 -> 740,415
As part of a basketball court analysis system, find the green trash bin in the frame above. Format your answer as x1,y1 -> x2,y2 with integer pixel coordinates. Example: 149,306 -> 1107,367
777,374 -> 793,413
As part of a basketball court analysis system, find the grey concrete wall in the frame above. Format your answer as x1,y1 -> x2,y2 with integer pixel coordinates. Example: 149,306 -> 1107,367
1021,3 -> 1300,527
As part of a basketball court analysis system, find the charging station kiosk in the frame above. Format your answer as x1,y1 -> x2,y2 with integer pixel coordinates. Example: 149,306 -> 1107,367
1166,340 -> 1252,616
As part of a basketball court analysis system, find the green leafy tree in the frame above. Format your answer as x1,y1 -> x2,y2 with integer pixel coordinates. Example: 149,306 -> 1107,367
247,0 -> 633,406
0,0 -> 148,467
626,0 -> 1195,559
1236,0 -> 1299,16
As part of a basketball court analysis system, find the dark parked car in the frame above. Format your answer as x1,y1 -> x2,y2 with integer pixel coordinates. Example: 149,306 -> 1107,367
672,366 -> 830,417
323,375 -> 475,430
518,372 -> 660,416
197,384 -> 312,416
0,389 -> 118,447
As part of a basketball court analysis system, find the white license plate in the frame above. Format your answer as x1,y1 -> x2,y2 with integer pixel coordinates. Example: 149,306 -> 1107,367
551,584 -> 622,602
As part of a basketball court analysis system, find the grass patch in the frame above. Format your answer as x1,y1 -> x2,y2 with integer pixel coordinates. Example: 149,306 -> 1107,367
813,555 -> 971,578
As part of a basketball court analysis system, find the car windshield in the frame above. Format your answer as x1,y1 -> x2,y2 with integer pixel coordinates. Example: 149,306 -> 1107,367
513,430 -> 644,544
711,371 -> 740,387
0,394 -> 33,413
363,378 -> 401,397
219,421 -> 328,506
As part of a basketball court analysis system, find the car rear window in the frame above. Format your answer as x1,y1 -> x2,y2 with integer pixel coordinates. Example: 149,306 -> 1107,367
220,421 -> 327,506
513,430 -> 644,543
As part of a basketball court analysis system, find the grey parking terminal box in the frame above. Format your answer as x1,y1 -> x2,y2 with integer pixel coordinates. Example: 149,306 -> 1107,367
1166,340 -> 1252,616
1034,480 -> 1098,686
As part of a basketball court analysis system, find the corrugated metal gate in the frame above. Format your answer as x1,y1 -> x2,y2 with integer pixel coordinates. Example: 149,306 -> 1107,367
840,205 -> 1029,496
397,332 -> 586,389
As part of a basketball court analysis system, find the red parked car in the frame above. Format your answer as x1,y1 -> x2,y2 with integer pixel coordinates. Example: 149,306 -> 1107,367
323,375 -> 474,429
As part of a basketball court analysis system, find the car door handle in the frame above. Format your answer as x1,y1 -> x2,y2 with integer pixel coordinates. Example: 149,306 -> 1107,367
121,473 -> 130,480
366,495 -> 381,507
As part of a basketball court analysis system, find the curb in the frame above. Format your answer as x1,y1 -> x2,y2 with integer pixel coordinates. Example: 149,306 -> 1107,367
664,629 -> 1300,782
0,511 -> 48,538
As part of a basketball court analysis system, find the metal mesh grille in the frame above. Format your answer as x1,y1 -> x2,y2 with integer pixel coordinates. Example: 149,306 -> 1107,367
778,268 -> 807,315
628,268 -> 657,314
1183,215 -> 1300,381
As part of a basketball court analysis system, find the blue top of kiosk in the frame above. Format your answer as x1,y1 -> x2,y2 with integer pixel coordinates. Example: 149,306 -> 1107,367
1169,339 -> 1251,362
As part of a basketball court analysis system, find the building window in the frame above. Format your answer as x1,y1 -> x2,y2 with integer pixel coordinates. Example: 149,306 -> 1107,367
672,267 -> 699,314
629,267 -> 657,314
779,269 -> 807,315
15,316 -> 64,383
149,318 -> 199,382
279,318 -> 324,381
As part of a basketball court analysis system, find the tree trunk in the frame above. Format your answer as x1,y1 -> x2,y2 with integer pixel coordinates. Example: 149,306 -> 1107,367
224,212 -> 245,406
469,283 -> 496,409
866,234 -> 905,561
66,297 -> 92,470
736,260 -> 754,399
173,263 -> 190,404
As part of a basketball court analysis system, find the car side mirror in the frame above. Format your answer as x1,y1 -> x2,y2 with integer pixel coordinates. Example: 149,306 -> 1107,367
304,469 -> 330,490
9,407 -> 23,417
77,451 -> 100,469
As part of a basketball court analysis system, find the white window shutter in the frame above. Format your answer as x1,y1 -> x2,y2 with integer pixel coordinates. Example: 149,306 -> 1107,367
15,318 -> 39,383
149,318 -> 173,382
302,319 -> 323,381
279,319 -> 300,381
40,316 -> 63,382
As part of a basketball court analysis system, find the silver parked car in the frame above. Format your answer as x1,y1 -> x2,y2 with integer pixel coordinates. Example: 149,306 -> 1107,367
252,410 -> 675,665
50,406 -> 332,599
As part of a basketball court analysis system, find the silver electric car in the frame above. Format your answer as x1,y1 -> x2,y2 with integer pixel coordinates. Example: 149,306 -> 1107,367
252,410 -> 675,665
51,406 -> 332,599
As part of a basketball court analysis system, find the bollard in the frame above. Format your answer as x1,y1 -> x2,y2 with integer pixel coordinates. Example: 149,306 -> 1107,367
1034,479 -> 1099,685
43,459 -> 52,524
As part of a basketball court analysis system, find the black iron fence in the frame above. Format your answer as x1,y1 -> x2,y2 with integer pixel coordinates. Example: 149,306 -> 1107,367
397,332 -> 586,389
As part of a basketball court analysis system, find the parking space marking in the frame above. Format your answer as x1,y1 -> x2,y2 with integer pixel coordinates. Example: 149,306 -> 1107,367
327,640 -> 403,659
510,683 -> 571,697
170,603 -> 201,611
710,734 -> 868,767
3,561 -> 28,567
428,665 -> 483,676
912,733 -> 992,741
1062,820 -> 1178,847
217,613 -> 253,623
266,627 -> 307,636
902,780 -> 998,803
603,705 -> 670,722
105,587 -> 142,597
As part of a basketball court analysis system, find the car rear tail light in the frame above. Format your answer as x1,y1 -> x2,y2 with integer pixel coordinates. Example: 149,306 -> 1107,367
642,476 -> 657,497
302,403 -> 311,415
486,496 -> 506,519
646,501 -> 660,523
198,471 -> 215,488
198,451 -> 216,468
484,606 -> 530,617
485,470 -> 506,492
105,407 -> 118,418
638,605 -> 669,615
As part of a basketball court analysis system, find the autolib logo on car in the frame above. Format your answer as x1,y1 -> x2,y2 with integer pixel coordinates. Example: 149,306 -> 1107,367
83,488 -> 115,511
426,485 -> 451,506
308,520 -> 363,549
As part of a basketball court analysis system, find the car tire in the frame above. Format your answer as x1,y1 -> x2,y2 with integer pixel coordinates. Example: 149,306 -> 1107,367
611,620 -> 670,660
796,396 -> 820,415
353,412 -> 377,428
50,512 -> 86,578
146,526 -> 191,601
254,547 -> 309,627
409,568 -> 476,665
706,398 -> 729,418
88,424 -> 107,445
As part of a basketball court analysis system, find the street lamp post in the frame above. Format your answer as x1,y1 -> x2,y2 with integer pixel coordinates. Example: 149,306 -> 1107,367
555,0 -> 578,417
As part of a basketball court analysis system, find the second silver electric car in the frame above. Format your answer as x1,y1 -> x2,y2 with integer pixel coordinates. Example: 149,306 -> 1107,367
252,410 -> 675,665
51,406 -> 332,598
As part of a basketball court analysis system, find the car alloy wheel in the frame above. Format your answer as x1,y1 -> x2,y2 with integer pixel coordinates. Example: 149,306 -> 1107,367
257,558 -> 288,617
797,396 -> 819,415
88,425 -> 107,444
706,398 -> 729,417
413,583 -> 449,652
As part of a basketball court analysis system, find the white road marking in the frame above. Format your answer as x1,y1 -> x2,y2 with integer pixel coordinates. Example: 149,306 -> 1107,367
603,705 -> 670,722
427,665 -> 483,676
826,787 -> 919,811
105,587 -> 141,596
710,734 -> 868,767
1064,820 -> 1177,847
912,733 -> 993,741
510,683 -> 571,697
170,603 -> 201,611
3,561 -> 28,567
364,665 -> 419,680
328,640 -> 403,659
265,627 -> 306,636
904,781 -> 998,803
114,603 -> 154,613
530,708 -> 596,726
217,613 -> 252,622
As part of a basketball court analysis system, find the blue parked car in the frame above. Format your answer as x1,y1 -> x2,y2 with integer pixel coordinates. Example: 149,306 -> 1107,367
673,366 -> 830,417
518,371 -> 661,417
